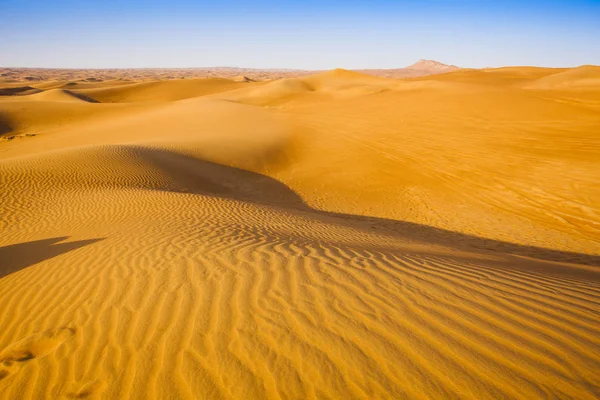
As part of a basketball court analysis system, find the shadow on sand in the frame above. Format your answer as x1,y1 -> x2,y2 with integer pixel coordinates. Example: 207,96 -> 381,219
2,145 -> 597,283
0,112 -> 13,136
128,146 -> 600,271
0,237 -> 105,280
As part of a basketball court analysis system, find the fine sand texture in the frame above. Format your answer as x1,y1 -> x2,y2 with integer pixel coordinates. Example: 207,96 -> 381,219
1,67 -> 599,399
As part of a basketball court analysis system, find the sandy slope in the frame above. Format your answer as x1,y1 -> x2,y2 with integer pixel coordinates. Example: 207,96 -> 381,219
0,67 -> 599,399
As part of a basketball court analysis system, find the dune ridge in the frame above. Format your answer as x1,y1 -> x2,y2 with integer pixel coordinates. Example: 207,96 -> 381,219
0,65 -> 599,399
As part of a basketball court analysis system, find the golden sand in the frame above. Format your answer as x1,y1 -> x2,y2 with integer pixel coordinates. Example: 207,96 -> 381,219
1,67 -> 599,399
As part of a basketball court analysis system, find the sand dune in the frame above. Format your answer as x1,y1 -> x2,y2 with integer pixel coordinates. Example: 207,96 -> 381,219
0,66 -> 599,399
76,78 -> 251,103
0,86 -> 42,96
525,66 -> 600,90
25,89 -> 99,103
223,69 -> 397,106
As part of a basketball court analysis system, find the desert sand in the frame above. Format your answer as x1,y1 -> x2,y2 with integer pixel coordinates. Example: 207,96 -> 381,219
0,65 -> 599,399
0,60 -> 458,83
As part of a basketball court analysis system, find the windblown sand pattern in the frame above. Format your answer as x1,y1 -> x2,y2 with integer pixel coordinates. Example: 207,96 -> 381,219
1,66 -> 599,399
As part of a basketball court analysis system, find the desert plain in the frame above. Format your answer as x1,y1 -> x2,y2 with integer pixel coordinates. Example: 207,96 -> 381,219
0,63 -> 599,399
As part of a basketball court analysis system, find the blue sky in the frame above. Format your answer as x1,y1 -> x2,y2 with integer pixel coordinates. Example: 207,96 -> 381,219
1,0 -> 599,69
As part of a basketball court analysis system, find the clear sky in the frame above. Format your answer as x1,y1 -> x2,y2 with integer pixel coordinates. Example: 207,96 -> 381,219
1,0 -> 599,69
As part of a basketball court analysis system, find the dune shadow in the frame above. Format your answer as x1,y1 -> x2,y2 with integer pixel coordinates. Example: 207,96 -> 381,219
0,113 -> 13,136
0,237 -> 105,280
64,89 -> 100,103
132,146 -> 307,208
318,211 -> 600,269
126,146 -> 600,272
5,146 -> 592,278
0,86 -> 42,96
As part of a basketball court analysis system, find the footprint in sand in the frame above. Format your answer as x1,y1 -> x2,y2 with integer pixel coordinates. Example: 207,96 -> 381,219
0,327 -> 75,381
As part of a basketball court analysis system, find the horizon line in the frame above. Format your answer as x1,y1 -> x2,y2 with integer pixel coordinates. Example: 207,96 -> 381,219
2,63 -> 598,71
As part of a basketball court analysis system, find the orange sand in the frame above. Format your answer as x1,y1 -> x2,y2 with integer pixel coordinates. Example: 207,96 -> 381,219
1,67 -> 599,399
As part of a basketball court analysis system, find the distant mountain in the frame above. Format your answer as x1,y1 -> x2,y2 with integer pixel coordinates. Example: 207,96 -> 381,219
406,59 -> 459,73
357,60 -> 460,78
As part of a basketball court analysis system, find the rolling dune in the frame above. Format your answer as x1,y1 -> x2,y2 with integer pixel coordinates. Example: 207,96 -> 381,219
0,66 -> 599,399
77,78 -> 255,103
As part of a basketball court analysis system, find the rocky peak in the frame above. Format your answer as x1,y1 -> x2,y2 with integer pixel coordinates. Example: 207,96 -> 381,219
406,59 -> 459,72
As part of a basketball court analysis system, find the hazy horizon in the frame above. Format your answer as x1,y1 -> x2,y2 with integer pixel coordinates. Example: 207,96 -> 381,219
3,60 -> 600,71
2,0 -> 599,69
